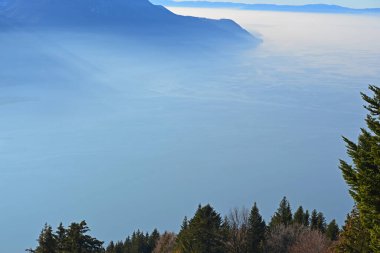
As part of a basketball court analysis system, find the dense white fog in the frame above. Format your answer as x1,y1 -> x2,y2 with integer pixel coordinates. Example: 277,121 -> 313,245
0,7 -> 380,252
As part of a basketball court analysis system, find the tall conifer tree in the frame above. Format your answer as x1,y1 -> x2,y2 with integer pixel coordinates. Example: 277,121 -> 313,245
293,206 -> 305,225
326,219 -> 340,241
269,197 -> 292,228
176,204 -> 226,253
247,203 -> 266,253
340,85 -> 380,252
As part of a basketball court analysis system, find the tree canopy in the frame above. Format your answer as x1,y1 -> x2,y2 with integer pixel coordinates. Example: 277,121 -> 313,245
340,85 -> 380,252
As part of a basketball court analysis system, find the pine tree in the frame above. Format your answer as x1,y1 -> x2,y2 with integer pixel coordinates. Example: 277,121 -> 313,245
148,229 -> 160,253
106,241 -> 115,253
56,223 -> 67,253
247,203 -> 266,253
293,206 -> 305,225
340,85 -> 380,252
65,221 -> 104,253
114,241 -> 124,253
303,210 -> 310,227
316,212 -> 327,233
335,207 -> 372,253
176,204 -> 226,253
310,209 -> 318,230
28,221 -> 104,253
123,236 -> 132,253
326,219 -> 340,241
269,197 -> 292,228
34,224 -> 57,253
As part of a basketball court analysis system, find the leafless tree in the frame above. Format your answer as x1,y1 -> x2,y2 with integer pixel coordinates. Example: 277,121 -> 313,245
153,232 -> 177,253
264,224 -> 305,253
225,207 -> 249,253
289,229 -> 332,253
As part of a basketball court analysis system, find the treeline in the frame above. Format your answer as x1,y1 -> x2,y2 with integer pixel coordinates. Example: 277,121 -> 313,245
27,85 -> 380,253
27,197 -> 341,253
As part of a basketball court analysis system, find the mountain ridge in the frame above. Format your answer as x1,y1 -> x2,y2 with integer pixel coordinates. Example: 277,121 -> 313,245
151,0 -> 380,14
0,0 -> 256,45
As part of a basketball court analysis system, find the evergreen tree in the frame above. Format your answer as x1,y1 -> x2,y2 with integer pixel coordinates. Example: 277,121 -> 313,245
293,206 -> 304,225
33,224 -> 57,253
114,241 -> 123,253
65,221 -> 104,253
28,221 -> 104,253
176,204 -> 226,253
326,219 -> 339,241
340,85 -> 380,252
56,223 -> 67,253
247,203 -> 266,253
269,197 -> 292,228
148,229 -> 160,252
335,207 -> 372,253
316,212 -> 327,233
105,241 -> 115,253
303,210 -> 310,227
310,209 -> 318,230
123,236 -> 132,253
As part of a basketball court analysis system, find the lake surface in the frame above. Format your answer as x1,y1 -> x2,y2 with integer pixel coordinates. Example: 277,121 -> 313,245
1,8 -> 380,252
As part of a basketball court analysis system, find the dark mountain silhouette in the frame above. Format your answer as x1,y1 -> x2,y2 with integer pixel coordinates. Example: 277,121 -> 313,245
0,0 -> 256,44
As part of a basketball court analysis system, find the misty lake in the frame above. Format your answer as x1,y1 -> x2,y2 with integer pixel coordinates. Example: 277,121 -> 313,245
1,7 -> 380,252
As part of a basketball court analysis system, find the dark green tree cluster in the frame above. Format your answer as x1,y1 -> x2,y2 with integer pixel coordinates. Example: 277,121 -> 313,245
174,199 -> 338,253
292,206 -> 309,227
29,199 -> 339,253
27,221 -> 104,253
246,203 -> 266,253
267,197 -> 337,241
269,197 -> 292,228
339,85 -> 380,252
335,207 -> 371,253
176,204 -> 227,253
105,229 -> 160,253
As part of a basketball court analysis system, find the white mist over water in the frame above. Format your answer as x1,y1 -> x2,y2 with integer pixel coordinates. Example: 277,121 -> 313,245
1,8 -> 380,252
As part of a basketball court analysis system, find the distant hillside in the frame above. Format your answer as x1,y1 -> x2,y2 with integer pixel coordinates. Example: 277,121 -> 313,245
0,0 -> 256,45
152,0 -> 380,14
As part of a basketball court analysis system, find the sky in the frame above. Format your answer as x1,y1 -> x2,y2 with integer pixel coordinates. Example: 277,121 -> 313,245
175,0 -> 380,8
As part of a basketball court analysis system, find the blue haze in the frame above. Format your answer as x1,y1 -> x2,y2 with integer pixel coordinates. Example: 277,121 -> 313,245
152,0 -> 380,14
1,1 -> 380,252
166,0 -> 380,9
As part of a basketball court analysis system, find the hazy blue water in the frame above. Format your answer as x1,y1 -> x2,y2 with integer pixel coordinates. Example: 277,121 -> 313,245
1,9 -> 380,252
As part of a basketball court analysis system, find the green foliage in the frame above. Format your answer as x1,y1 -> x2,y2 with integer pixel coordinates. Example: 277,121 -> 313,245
316,212 -> 327,233
293,207 -> 310,227
29,224 -> 57,253
176,204 -> 226,253
269,197 -> 292,228
326,219 -> 339,241
340,85 -> 380,252
335,207 -> 372,253
310,209 -> 318,231
28,221 -> 103,253
28,200 -> 339,253
310,210 -> 326,233
292,206 -> 304,225
247,203 -> 266,253
105,229 -> 160,253
303,210 -> 310,227
56,223 -> 67,253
